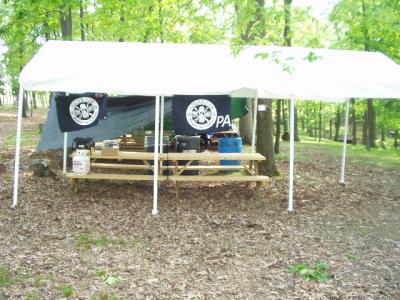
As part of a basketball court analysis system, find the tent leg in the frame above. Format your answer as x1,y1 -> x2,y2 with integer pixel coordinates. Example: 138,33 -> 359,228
12,87 -> 25,208
340,99 -> 350,184
288,96 -> 295,212
63,132 -> 68,174
159,96 -> 165,155
152,95 -> 161,215
251,97 -> 258,153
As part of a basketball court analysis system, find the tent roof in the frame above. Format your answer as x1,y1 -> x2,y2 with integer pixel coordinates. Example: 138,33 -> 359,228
19,40 -> 400,101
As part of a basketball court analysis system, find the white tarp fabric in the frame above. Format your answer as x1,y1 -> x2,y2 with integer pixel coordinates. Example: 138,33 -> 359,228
19,41 -> 400,101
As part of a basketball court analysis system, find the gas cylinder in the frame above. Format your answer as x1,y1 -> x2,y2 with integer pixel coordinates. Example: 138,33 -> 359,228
72,149 -> 90,176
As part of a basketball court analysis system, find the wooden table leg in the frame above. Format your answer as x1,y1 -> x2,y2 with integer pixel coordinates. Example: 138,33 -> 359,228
71,178 -> 79,194
176,181 -> 180,199
174,161 -> 179,199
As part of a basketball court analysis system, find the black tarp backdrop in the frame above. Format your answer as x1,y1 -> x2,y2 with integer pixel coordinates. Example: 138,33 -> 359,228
172,95 -> 231,135
38,94 -> 169,150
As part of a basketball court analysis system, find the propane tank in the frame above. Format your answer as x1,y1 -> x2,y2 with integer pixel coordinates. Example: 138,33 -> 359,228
72,149 -> 90,176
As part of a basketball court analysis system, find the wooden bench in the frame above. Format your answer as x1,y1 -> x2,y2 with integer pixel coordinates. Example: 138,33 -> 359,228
66,151 -> 269,194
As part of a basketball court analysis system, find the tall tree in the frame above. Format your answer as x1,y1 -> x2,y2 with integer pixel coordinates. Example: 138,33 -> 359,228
334,107 -> 341,141
257,98 -> 279,176
351,98 -> 357,145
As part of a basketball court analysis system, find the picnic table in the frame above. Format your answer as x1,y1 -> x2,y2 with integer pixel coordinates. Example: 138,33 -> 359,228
66,151 -> 269,194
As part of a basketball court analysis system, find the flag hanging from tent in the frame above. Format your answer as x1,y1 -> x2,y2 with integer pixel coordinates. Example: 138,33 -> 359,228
55,94 -> 107,132
172,95 -> 231,135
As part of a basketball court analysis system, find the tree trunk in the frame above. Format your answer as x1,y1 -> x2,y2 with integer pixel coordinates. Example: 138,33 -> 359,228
274,100 -> 281,153
351,99 -> 357,145
32,92 -> 37,109
60,6 -> 73,40
257,98 -> 279,177
334,107 -> 340,141
318,101 -> 322,142
21,90 -> 28,118
380,127 -> 386,149
239,98 -> 253,145
294,108 -> 300,141
394,130 -> 399,150
282,100 -> 288,133
314,106 -> 317,140
367,99 -> 376,148
362,111 -> 368,146
329,119 -> 333,140
79,0 -> 86,41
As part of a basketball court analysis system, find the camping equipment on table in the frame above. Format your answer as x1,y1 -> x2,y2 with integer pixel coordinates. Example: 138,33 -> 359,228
175,135 -> 200,175
101,139 -> 119,156
144,135 -> 170,175
72,137 -> 95,151
218,137 -> 243,167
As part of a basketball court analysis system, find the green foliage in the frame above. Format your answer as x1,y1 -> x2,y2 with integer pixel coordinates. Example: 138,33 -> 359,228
346,251 -> 360,261
5,129 -> 40,148
94,269 -> 125,286
90,291 -> 120,300
288,262 -> 331,281
103,275 -> 124,286
0,266 -> 16,287
59,284 -> 75,298
330,0 -> 400,62
25,293 -> 41,300
77,233 -> 111,249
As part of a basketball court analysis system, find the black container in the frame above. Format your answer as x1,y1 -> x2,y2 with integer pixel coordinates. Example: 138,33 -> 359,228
72,137 -> 94,151
175,135 -> 200,175
144,136 -> 170,175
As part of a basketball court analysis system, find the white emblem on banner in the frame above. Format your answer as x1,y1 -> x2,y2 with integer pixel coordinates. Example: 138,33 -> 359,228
186,99 -> 218,130
69,97 -> 99,126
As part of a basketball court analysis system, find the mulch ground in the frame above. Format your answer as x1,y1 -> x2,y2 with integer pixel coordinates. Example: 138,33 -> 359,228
0,110 -> 399,299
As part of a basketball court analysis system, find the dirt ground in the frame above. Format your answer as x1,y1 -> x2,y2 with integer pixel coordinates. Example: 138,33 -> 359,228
0,109 -> 399,299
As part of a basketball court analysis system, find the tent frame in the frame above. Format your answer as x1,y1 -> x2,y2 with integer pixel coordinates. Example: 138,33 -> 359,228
11,89 -> 352,213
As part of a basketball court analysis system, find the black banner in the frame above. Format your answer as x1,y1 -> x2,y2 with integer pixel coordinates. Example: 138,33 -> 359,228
56,93 -> 107,132
172,95 -> 231,135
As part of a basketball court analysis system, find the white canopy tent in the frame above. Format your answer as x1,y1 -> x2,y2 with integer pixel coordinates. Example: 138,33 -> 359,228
13,41 -> 400,213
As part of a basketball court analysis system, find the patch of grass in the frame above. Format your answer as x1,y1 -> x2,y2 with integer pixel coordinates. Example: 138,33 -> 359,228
279,135 -> 400,170
288,262 -> 331,281
32,274 -> 53,288
103,275 -> 124,286
25,293 -> 41,300
0,266 -> 17,287
0,104 -> 17,111
94,269 -> 108,277
77,233 -> 111,249
5,129 -> 41,148
59,284 -> 75,298
346,251 -> 360,261
90,291 -> 120,300
94,270 -> 125,286
360,227 -> 369,236
1,174 -> 12,183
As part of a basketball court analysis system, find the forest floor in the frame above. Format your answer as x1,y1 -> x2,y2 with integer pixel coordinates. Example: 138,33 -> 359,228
0,109 -> 399,299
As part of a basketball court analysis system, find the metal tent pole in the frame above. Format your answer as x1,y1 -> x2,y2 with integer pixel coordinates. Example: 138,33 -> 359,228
12,87 -> 25,208
159,96 -> 165,154
288,96 -> 295,212
152,95 -> 161,215
251,97 -> 258,153
63,132 -> 68,174
340,99 -> 350,184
